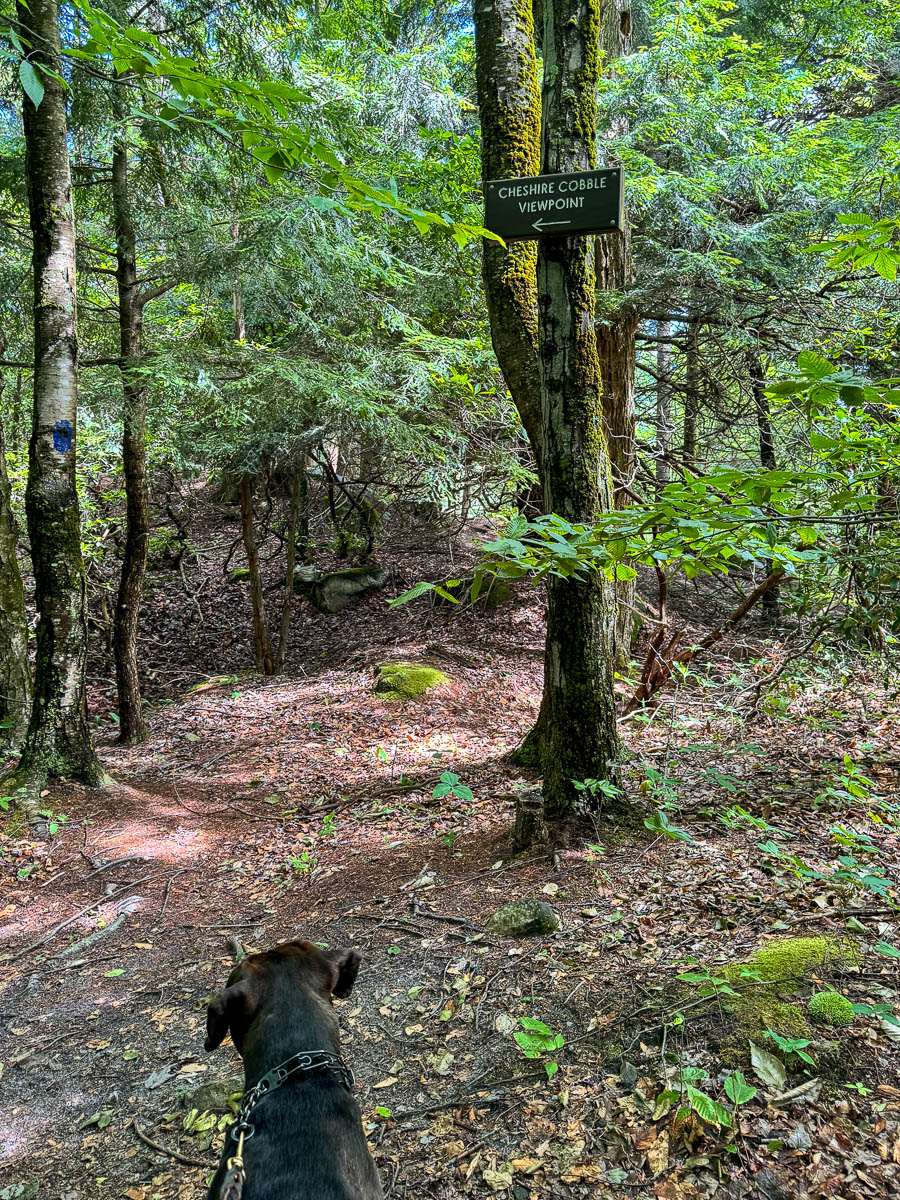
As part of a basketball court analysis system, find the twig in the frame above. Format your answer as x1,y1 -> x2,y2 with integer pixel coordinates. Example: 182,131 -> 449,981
8,869 -> 172,963
132,1119 -> 215,1169
155,868 -> 189,927
85,855 -> 148,878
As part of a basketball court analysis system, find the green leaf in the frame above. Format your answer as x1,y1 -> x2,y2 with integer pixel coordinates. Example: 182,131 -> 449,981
685,1085 -> 732,1127
104,968 -> 125,978
19,60 -> 45,109
874,941 -> 900,958
724,1070 -> 757,1105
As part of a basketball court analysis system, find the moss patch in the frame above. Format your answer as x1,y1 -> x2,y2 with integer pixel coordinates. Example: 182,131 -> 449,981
808,991 -> 855,1027
373,663 -> 449,701
720,936 -> 861,1039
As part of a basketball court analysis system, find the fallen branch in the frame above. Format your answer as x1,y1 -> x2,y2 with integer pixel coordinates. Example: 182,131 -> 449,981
132,1119 -> 215,1169
622,570 -> 785,716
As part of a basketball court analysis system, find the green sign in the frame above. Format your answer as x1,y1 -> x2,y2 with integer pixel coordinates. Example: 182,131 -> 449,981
484,168 -> 623,242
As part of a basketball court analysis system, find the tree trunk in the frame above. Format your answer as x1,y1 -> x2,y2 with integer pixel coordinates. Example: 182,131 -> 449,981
14,0 -> 102,792
111,107 -> 149,743
274,466 -> 302,672
537,0 -> 621,818
0,391 -> 31,749
596,1 -> 638,668
238,475 -> 274,674
655,319 -> 673,486
231,220 -> 246,341
472,0 -> 544,472
747,349 -> 779,620
682,313 -> 700,473
296,452 -> 311,563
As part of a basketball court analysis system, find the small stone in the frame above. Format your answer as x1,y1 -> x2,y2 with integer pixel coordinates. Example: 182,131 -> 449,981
787,1125 -> 811,1150
485,899 -> 559,937
619,1061 -> 638,1088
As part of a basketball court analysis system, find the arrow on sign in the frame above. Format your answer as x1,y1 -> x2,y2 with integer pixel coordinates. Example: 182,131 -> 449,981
532,216 -> 572,231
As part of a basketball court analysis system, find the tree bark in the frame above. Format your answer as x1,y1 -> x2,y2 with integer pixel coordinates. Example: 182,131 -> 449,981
111,103 -> 149,743
537,0 -> 621,817
596,1 -> 638,668
655,319 -> 673,486
682,313 -> 700,473
0,383 -> 31,748
231,220 -> 246,341
472,0 -> 544,470
274,466 -> 302,672
14,0 -> 102,792
747,349 -> 779,620
238,475 -> 274,674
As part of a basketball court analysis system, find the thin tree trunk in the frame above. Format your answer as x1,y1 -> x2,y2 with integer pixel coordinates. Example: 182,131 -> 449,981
537,0 -> 621,818
747,349 -> 779,621
656,319 -> 673,486
683,313 -> 700,473
238,476 -> 274,674
472,0 -> 543,472
111,105 -> 149,743
596,0 -> 638,670
296,452 -> 311,563
14,0 -> 102,795
231,220 -> 246,341
274,466 -> 302,672
0,375 -> 31,749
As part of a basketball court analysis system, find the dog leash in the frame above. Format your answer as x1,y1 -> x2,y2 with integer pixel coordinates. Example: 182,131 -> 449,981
220,1050 -> 355,1200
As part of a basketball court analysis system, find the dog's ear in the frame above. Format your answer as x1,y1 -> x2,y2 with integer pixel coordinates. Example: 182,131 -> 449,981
204,978 -> 258,1051
324,948 -> 362,999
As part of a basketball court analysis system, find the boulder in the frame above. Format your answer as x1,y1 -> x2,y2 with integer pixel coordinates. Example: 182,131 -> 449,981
486,899 -> 559,937
297,564 -> 387,613
373,663 -> 449,700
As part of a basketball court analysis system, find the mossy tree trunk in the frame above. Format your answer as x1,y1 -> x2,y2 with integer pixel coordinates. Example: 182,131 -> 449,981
472,0 -> 543,471
238,475 -> 275,675
111,101 -> 149,744
14,0 -> 103,797
0,380 -> 31,749
473,0 -> 551,769
596,1 -> 638,669
683,312 -> 701,473
537,0 -> 621,817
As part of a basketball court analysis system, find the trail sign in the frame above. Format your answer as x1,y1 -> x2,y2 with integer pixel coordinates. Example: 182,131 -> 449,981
484,168 -> 623,242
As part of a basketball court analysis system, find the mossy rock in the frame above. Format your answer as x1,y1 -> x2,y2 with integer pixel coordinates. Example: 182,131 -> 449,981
373,663 -> 449,700
181,1073 -> 243,1113
307,565 -> 387,613
486,899 -> 559,937
229,568 -> 251,582
808,991 -> 855,1027
721,935 -> 861,1039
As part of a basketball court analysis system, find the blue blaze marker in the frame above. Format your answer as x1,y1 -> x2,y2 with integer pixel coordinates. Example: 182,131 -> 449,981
52,420 -> 72,453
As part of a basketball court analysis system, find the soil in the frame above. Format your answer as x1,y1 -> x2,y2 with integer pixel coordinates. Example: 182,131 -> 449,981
2,516 -> 899,1200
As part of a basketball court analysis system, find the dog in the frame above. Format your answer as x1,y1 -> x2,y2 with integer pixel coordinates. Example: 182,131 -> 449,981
204,939 -> 383,1200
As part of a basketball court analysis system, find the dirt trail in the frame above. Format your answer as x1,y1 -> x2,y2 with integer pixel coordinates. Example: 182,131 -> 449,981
2,599 -> 900,1200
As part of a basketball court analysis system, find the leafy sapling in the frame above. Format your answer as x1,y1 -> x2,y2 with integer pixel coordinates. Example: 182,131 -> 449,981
432,772 -> 474,802
514,1017 -> 564,1081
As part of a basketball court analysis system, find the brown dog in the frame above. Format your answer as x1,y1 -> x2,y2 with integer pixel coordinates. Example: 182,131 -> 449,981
204,940 -> 383,1200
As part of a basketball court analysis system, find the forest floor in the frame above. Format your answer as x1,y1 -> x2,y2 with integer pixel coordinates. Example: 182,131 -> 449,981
2,521 -> 900,1200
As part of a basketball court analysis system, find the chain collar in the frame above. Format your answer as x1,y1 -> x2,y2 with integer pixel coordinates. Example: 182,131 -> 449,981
220,1050 -> 354,1200
230,1049 -> 355,1145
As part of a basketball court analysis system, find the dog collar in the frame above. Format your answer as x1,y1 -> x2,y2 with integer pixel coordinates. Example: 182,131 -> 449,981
220,1051 -> 355,1199
231,1049 -> 355,1144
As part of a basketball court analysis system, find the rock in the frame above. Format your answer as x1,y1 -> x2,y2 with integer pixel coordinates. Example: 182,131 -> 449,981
619,1061 -> 639,1088
229,567 -> 251,582
302,564 -> 387,612
808,990 -> 855,1027
787,1125 -> 811,1150
373,663 -> 449,700
289,564 -> 321,591
433,575 -> 513,610
486,899 -> 559,937
182,1072 -> 244,1112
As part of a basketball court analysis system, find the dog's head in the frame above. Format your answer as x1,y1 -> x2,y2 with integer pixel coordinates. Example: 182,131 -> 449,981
204,940 -> 361,1054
